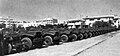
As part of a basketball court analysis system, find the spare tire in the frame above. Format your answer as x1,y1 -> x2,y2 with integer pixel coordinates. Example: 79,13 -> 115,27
44,36 -> 53,46
60,34 -> 68,43
21,37 -> 32,50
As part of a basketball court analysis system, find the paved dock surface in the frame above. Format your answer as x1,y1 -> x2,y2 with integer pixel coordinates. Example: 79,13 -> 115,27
76,31 -> 120,56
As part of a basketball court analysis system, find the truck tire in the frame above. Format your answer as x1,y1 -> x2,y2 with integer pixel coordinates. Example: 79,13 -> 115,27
92,32 -> 96,37
98,31 -> 101,35
96,32 -> 99,36
84,33 -> 88,39
21,37 -> 32,50
8,43 -> 12,54
78,33 -> 83,40
60,35 -> 68,43
101,31 -> 104,34
88,32 -> 92,38
71,34 -> 78,41
44,36 -> 53,46
99,31 -> 102,35
94,32 -> 97,36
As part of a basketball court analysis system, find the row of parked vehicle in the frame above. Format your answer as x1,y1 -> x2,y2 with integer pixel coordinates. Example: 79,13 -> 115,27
2,21 -> 119,55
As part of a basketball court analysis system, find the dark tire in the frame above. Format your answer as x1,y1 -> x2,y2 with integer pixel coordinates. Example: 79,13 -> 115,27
60,35 -> 68,43
43,36 -> 53,46
8,43 -> 12,54
99,31 -> 102,35
21,37 -> 32,50
101,31 -> 103,34
98,31 -> 101,35
95,32 -> 99,36
3,43 -> 12,55
92,32 -> 95,37
84,33 -> 88,39
70,34 -> 78,41
78,33 -> 84,40
88,32 -> 92,38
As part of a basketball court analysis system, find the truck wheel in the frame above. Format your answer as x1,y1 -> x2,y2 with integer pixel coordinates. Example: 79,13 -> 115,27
71,34 -> 78,41
60,35 -> 68,43
21,37 -> 32,50
84,33 -> 88,39
99,31 -> 102,35
8,43 -> 12,54
101,31 -> 103,34
78,33 -> 83,40
92,32 -> 95,37
44,36 -> 53,46
99,31 -> 101,35
88,32 -> 92,38
95,32 -> 99,36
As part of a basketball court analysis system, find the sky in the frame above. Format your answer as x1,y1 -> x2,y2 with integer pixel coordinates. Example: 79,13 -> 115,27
0,0 -> 120,22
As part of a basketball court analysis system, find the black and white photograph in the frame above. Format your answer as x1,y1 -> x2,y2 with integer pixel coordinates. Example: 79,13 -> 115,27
0,0 -> 120,56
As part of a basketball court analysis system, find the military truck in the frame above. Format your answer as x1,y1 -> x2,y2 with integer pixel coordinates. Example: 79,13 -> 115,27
2,24 -> 72,54
3,15 -> 119,55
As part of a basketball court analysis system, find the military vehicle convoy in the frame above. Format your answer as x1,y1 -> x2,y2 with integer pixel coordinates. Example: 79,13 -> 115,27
2,24 -> 72,54
2,23 -> 118,55
2,16 -> 120,55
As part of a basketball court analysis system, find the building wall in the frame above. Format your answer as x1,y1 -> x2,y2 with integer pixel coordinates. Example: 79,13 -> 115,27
42,18 -> 58,25
67,19 -> 84,29
83,15 -> 115,27
21,18 -> 58,27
